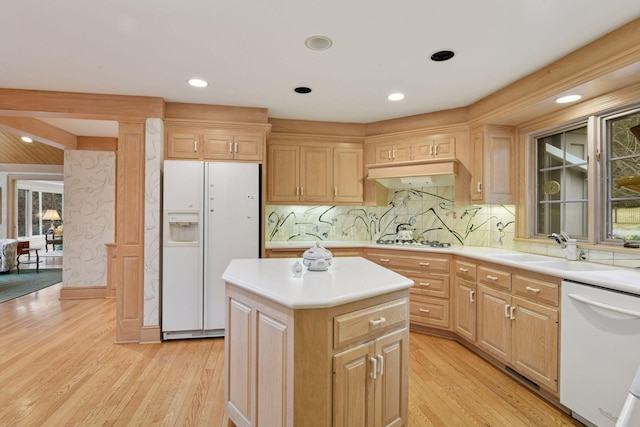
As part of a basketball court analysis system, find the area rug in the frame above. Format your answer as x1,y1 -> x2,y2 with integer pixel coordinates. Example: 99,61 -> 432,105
0,269 -> 62,303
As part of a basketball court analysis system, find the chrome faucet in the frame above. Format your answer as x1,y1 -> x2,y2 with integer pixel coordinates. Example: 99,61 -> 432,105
548,233 -> 567,249
609,233 -> 640,248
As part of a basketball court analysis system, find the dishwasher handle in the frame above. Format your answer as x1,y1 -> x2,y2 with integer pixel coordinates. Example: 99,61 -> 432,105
568,293 -> 640,319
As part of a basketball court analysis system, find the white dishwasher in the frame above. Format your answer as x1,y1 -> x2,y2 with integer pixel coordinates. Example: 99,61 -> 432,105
561,280 -> 640,427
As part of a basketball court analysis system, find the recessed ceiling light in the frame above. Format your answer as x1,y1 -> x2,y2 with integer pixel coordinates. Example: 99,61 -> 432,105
188,78 -> 208,88
294,87 -> 312,94
21,136 -> 33,143
556,94 -> 582,104
430,50 -> 455,62
305,35 -> 333,51
388,93 -> 405,101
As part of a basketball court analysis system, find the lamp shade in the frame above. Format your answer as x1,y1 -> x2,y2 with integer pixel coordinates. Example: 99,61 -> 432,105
42,209 -> 61,221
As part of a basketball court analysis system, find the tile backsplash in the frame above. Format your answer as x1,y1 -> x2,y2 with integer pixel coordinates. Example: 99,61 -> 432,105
266,185 -> 516,249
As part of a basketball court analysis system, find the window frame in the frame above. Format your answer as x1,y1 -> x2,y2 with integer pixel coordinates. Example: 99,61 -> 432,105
600,104 -> 640,244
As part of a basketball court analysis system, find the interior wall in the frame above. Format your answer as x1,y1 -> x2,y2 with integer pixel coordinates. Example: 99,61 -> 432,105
62,151 -> 115,287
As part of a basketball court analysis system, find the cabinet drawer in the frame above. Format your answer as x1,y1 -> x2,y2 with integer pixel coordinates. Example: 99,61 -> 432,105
513,275 -> 559,306
409,294 -> 450,329
396,269 -> 449,298
454,259 -> 477,281
477,265 -> 511,291
366,250 -> 450,273
334,298 -> 407,348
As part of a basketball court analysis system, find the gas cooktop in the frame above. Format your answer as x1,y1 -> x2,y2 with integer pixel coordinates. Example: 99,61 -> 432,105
375,239 -> 452,248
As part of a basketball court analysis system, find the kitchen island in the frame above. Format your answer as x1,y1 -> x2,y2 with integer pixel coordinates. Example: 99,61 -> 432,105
222,256 -> 413,427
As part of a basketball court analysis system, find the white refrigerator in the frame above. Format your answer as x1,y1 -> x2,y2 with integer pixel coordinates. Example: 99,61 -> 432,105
162,160 -> 260,340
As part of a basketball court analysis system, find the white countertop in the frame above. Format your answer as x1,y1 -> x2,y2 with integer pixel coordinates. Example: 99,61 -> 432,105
265,241 -> 640,296
222,257 -> 413,309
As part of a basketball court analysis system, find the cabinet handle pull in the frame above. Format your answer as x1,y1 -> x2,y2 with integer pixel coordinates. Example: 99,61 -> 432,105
434,145 -> 438,156
419,282 -> 430,287
470,290 -> 475,302
525,286 -> 540,293
296,186 -> 299,196
486,275 -> 498,281
194,140 -> 198,152
229,142 -> 233,153
419,262 -> 430,266
377,355 -> 384,376
477,182 -> 482,193
510,306 -> 516,320
370,317 -> 386,327
429,145 -> 433,155
387,150 -> 391,160
234,142 -> 238,153
458,267 -> 469,272
300,187 -> 304,196
379,258 -> 390,263
419,308 -> 430,313
392,149 -> 396,159
334,187 -> 338,196
504,304 -> 510,318
370,357 -> 377,379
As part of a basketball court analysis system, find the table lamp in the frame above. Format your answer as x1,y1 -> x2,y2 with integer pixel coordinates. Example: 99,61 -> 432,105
42,209 -> 61,232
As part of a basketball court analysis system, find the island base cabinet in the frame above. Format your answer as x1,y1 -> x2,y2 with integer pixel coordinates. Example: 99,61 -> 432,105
333,328 -> 408,427
225,285 -> 294,427
225,281 -> 409,427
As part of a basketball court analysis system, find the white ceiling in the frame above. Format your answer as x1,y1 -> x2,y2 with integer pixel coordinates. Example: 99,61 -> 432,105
2,1 -> 640,137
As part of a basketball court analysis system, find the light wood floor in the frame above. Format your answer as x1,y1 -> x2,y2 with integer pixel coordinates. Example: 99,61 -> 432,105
0,283 -> 583,426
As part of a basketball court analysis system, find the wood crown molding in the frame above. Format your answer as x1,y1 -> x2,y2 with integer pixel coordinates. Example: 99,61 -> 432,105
0,89 -> 164,120
165,102 -> 269,124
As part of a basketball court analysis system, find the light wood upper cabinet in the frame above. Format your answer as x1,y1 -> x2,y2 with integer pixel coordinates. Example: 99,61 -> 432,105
333,147 -> 364,203
374,142 -> 412,163
202,134 -> 263,161
267,141 -> 364,205
165,122 -> 268,161
370,132 -> 459,165
166,130 -> 201,159
469,125 -> 515,204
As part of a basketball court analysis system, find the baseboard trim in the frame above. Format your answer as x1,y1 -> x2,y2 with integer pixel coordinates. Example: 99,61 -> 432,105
140,325 -> 161,344
59,286 -> 107,299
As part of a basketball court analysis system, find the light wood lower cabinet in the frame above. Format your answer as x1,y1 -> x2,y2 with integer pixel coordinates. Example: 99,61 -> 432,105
476,265 -> 560,393
225,283 -> 409,427
453,258 -> 477,342
334,328 -> 407,427
365,249 -> 452,331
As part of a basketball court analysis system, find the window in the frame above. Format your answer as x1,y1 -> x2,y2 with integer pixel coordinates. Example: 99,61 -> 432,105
535,125 -> 589,239
605,109 -> 640,241
16,182 -> 63,237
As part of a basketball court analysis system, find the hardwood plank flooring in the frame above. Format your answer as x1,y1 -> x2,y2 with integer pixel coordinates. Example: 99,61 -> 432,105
0,284 -> 583,426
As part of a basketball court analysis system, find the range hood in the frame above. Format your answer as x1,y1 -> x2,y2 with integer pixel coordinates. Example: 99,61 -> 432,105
367,160 -> 459,189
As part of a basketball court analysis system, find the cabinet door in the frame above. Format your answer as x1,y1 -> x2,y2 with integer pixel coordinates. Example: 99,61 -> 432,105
412,140 -> 432,160
334,341 -> 376,427
268,145 -> 300,202
392,143 -> 412,162
226,297 -> 254,426
333,147 -> 363,203
511,296 -> 558,392
300,146 -> 332,203
202,133 -> 234,160
469,130 -> 484,202
375,144 -> 393,163
234,135 -> 264,161
453,277 -> 476,342
432,135 -> 455,159
167,131 -> 201,159
374,329 -> 408,427
476,285 -> 511,362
